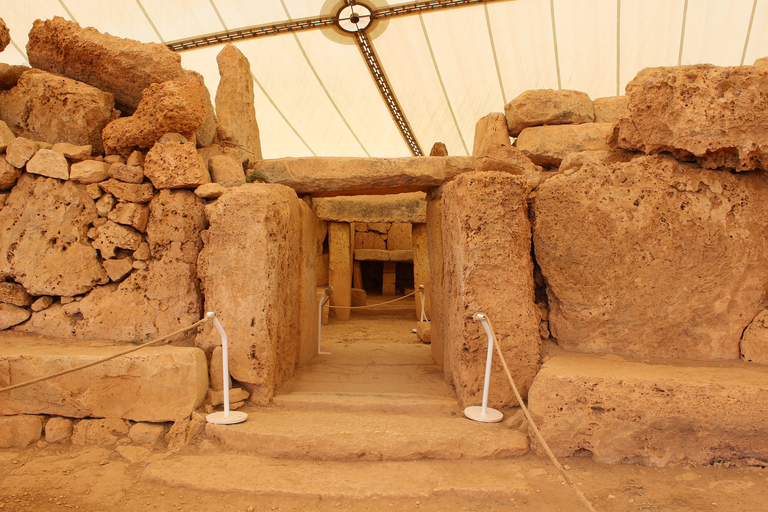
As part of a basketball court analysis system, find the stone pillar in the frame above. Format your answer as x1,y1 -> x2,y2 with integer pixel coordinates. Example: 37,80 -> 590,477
412,223 -> 430,319
353,260 -> 362,289
382,261 -> 397,296
426,196 -> 446,371
328,222 -> 352,320
442,171 -> 541,408
297,200 -> 318,366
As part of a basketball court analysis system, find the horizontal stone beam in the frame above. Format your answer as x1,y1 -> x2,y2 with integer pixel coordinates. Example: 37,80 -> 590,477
355,249 -> 413,262
256,155 -> 525,197
314,192 -> 426,223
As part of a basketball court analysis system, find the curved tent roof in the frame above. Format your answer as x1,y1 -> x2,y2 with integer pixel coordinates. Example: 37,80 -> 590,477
1,0 -> 766,159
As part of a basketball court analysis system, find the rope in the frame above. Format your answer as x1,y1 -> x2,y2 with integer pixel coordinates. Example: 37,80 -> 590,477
0,316 -> 212,394
325,290 -> 418,309
483,315 -> 598,512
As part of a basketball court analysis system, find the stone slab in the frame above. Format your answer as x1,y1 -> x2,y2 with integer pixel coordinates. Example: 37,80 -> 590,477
354,249 -> 414,262
516,123 -> 616,167
527,354 -> 768,466
314,192 -> 427,223
0,346 -> 208,422
505,89 -> 595,137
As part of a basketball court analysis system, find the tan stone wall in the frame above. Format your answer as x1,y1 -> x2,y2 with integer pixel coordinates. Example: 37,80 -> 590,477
297,200 -> 318,366
426,198 -> 446,371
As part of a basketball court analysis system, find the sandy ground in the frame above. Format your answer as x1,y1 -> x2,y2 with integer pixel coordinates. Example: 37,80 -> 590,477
1,310 -> 767,511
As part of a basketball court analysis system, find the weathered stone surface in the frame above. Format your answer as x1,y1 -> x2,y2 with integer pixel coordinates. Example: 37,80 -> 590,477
0,416 -> 42,448
102,80 -> 208,156
216,44 -> 262,166
126,150 -> 145,167
0,64 -> 28,91
0,303 -> 30,330
108,162 -> 144,184
0,174 -> 107,295
0,17 -> 9,52
533,155 -> 768,360
505,89 -> 595,137
128,422 -> 166,446
144,138 -> 210,189
133,242 -> 150,261
209,346 -> 231,392
528,354 -> 768,466
0,120 -> 15,151
314,192 -> 427,223
355,231 -> 386,250
30,296 -> 53,312
85,183 -> 103,199
387,223 -> 412,251
0,346 -> 208,422
5,136 -> 38,168
412,223 -> 430,319
429,142 -> 448,156
0,156 -> 21,190
108,202 -> 149,232
328,222 -> 352,321
102,257 -> 134,281
197,184 -> 301,404
592,96 -> 629,123
70,159 -> 110,184
442,172 -> 540,408
559,149 -> 635,173
755,56 -> 768,68
741,309 -> 768,364
618,64 -> 768,171
26,148 -> 70,180
416,321 -> 431,343
45,416 -> 73,444
473,113 -> 511,156
0,281 -> 32,306
71,418 -> 129,446
194,182 -> 225,199
91,220 -> 142,259
51,142 -> 92,160
208,154 -> 245,187
0,69 -> 117,154
95,192 -> 116,217
99,178 -> 154,203
426,199 -> 445,368
354,249 -> 414,262
516,123 -> 616,167
208,387 -> 250,407
256,156 -> 478,197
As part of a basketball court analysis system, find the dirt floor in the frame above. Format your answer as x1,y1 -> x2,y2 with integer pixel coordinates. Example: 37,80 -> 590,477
1,308 -> 768,511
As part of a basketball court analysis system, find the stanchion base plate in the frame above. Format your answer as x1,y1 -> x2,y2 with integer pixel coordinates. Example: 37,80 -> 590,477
464,406 -> 503,423
206,410 -> 248,425
318,351 -> 332,355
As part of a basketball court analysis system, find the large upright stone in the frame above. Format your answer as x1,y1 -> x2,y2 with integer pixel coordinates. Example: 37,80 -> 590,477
412,223 -> 430,320
441,172 -> 541,408
197,184 -> 301,404
426,198 -> 446,369
533,155 -> 768,360
0,69 -> 117,154
504,89 -> 595,137
297,201 -> 318,366
144,138 -> 210,189
328,222 -> 352,321
618,64 -> 768,171
516,123 -> 616,167
0,174 -> 107,296
215,44 -> 262,166
473,113 -> 511,156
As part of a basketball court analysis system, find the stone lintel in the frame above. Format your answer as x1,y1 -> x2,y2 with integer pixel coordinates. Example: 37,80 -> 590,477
314,192 -> 427,223
354,249 -> 413,262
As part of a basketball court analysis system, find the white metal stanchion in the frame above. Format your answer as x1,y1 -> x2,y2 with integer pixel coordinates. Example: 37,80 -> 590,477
464,313 -> 503,423
418,285 -> 427,322
206,312 -> 248,425
317,286 -> 333,355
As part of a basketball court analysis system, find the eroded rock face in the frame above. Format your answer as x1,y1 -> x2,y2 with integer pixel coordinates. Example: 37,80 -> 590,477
0,416 -> 42,448
0,17 -> 10,52
617,64 -> 768,171
505,89 -> 595,137
533,155 -> 768,360
0,69 -> 117,154
516,122 -> 616,167
208,154 -> 244,187
102,80 -> 208,156
0,174 -> 107,296
144,138 -> 210,189
215,44 -> 262,166
593,96 -> 629,123
0,156 -> 21,190
0,303 -> 31,330
0,64 -> 29,91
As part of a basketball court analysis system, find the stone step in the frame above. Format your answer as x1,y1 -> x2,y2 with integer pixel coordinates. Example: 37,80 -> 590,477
141,453 -> 533,500
527,353 -> 768,466
272,391 -> 461,415
206,409 -> 527,461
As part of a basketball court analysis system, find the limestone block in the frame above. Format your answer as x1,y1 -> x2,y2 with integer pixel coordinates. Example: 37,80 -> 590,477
30,296 -> 53,312
527,354 -> 768,466
387,223 -> 412,251
126,150 -> 145,167
51,142 -> 92,160
442,172 -> 540,408
102,80 -> 208,155
0,281 -> 32,306
128,422 -> 166,446
0,346 -> 208,421
355,231 -> 386,250
592,96 -> 629,123
0,303 -> 30,330
533,155 -> 768,360
99,178 -> 154,203
133,242 -> 150,261
426,199 -> 445,369
368,222 -> 390,233
314,192 -> 426,223
144,138 -> 210,190
354,249 -> 389,261
473,112 -> 511,156
382,283 -> 396,296
216,44 -> 262,166
383,272 -> 396,285
108,202 -> 150,232
755,56 -> 768,68
197,184 -> 301,403
412,223 -> 430,318
741,309 -> 768,364
70,160 -> 110,184
146,189 -> 206,261
0,416 -> 43,448
45,416 -> 73,444
26,149 -> 70,180
71,418 -> 129,446
104,155 -> 124,164
0,157 -> 20,190
108,162 -> 144,184
617,64 -> 768,171
504,89 -> 595,137
208,154 -> 245,187
0,174 -> 108,295
516,123 -> 616,167
85,183 -> 103,199
297,201 -> 318,366
417,321 -> 431,343
194,183 -> 225,199
0,64 -> 27,92
0,69 -> 117,154
329,222 -> 352,321
208,387 -> 250,407
102,257 -> 134,282
91,220 -> 142,259
389,250 -> 413,262
5,136 -> 38,168
0,120 -> 15,152
95,193 -> 116,217
559,149 -> 635,173
430,142 -> 448,156
351,288 -> 366,307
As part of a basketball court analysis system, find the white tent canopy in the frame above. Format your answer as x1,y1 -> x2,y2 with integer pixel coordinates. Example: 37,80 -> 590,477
1,0 -> 766,159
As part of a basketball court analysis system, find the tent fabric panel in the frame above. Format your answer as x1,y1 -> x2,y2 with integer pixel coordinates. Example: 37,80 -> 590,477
681,0 -> 755,66
742,0 -> 768,65
61,0 -> 161,44
139,0 -> 225,43
207,0 -> 289,32
0,0 -> 70,57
